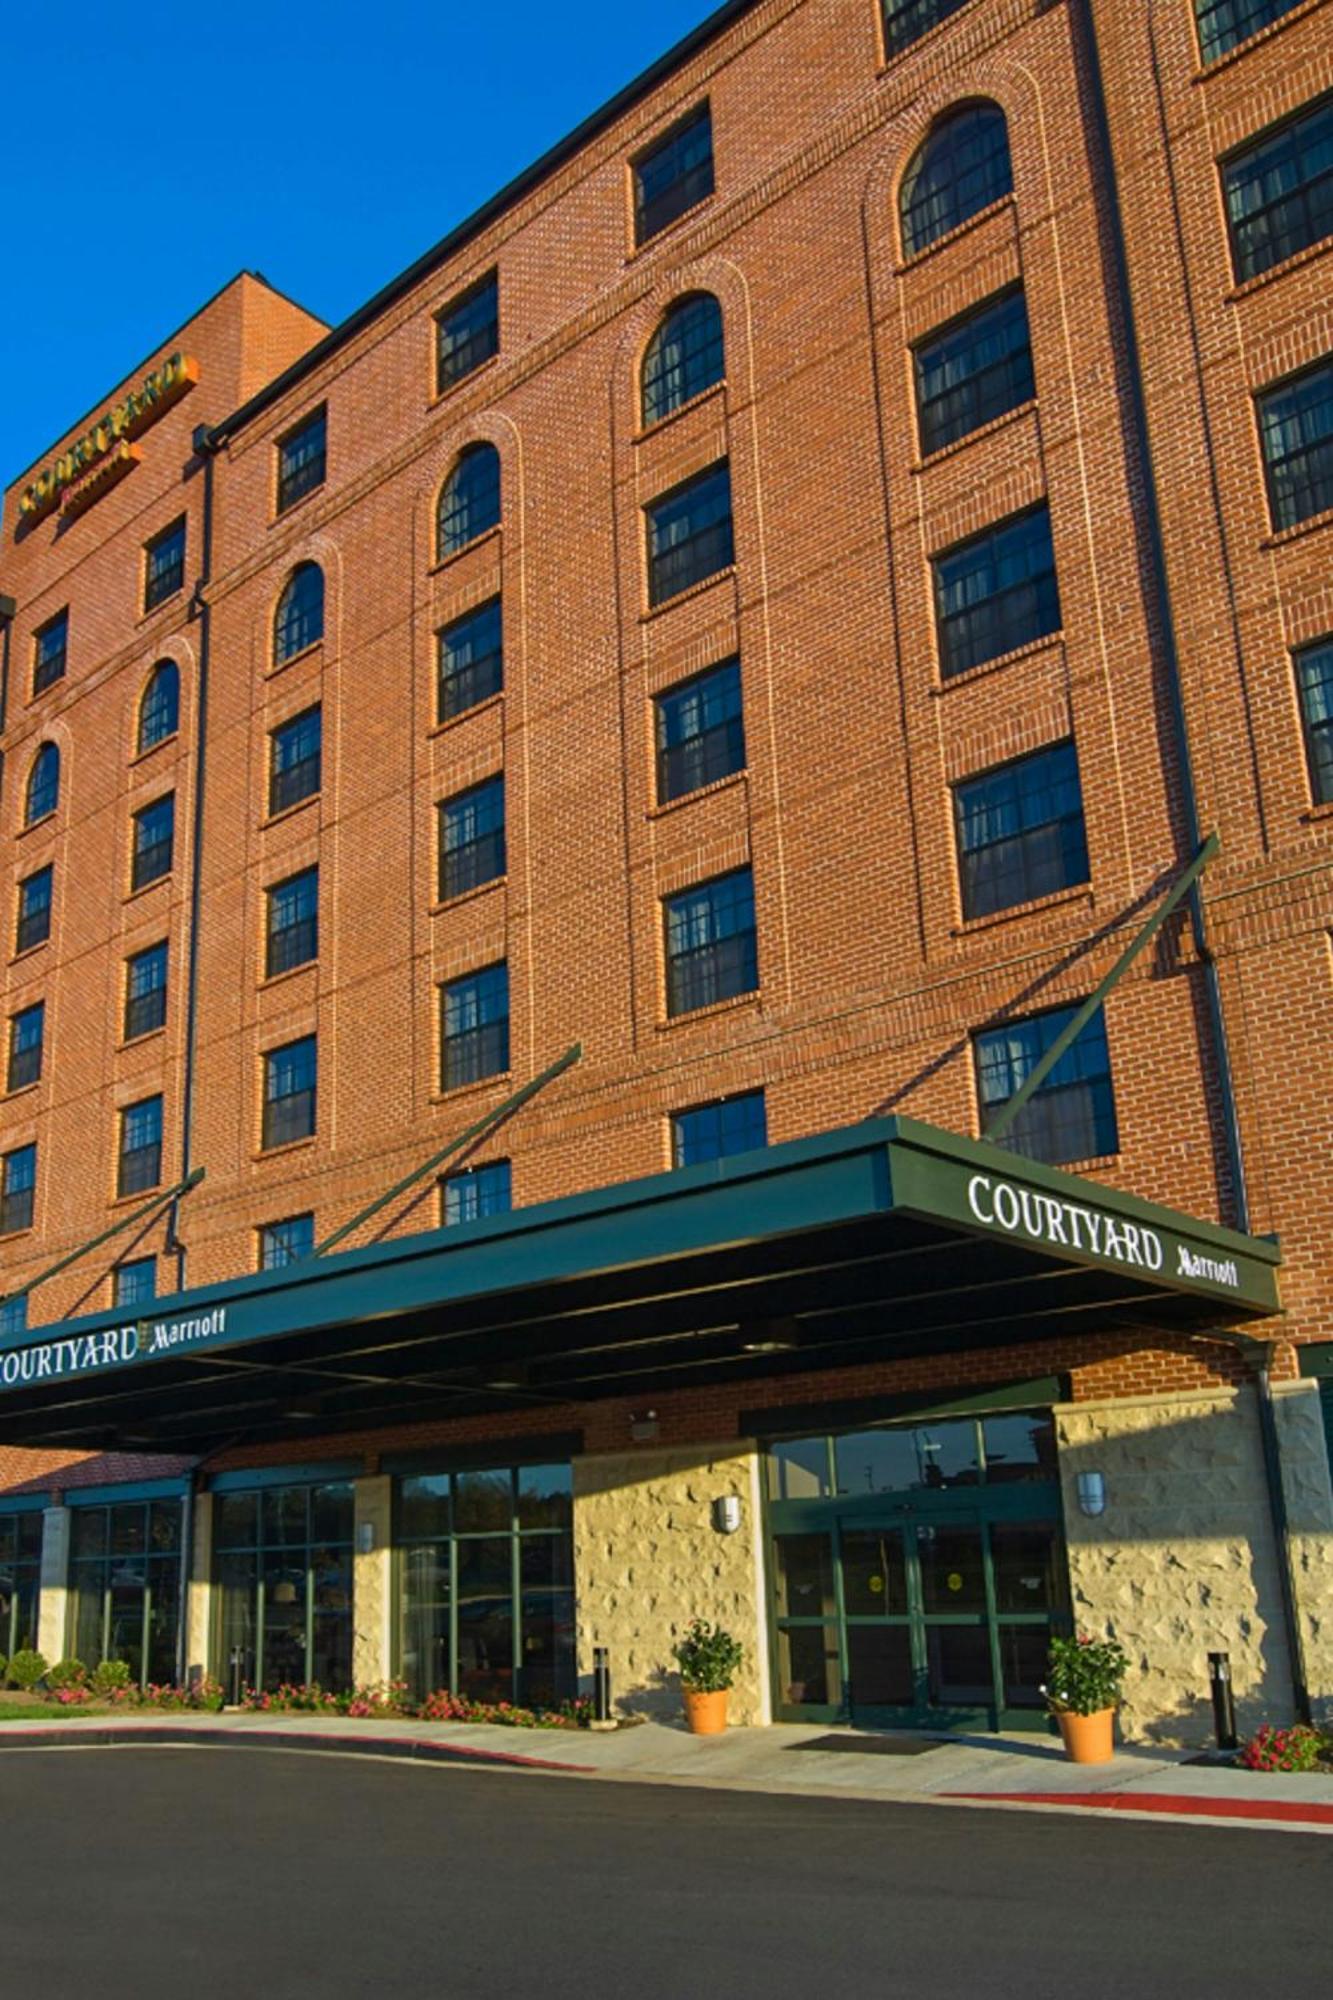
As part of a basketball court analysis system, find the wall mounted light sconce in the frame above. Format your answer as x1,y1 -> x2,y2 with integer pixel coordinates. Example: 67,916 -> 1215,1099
1077,1471 -> 1107,1518
356,1521 -> 375,1555
629,1408 -> 659,1442
711,1495 -> 742,1535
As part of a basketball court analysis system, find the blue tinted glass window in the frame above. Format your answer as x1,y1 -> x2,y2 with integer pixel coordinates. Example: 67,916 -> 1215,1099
0,1294 -> 28,1337
642,295 -> 725,426
882,0 -> 968,57
902,104 -> 1012,257
25,744 -> 59,825
1258,360 -> 1333,531
1296,637 -> 1333,804
277,409 -> 326,513
655,659 -> 745,803
131,793 -> 175,891
144,517 -> 186,611
439,777 -> 506,899
125,942 -> 168,1040
274,563 -> 324,662
954,741 -> 1088,919
262,1037 -> 317,1149
672,1091 -> 767,1167
664,869 -> 758,1016
438,599 -> 503,721
260,1214 -> 315,1268
1197,0 -> 1304,63
269,706 -> 322,815
17,867 -> 53,954
139,661 -> 180,751
114,1258 -> 156,1309
437,274 -> 499,392
33,611 -> 68,695
118,1096 -> 163,1195
634,104 -> 714,245
266,867 -> 319,977
438,445 -> 501,557
7,1002 -> 44,1092
934,505 -> 1061,678
442,964 -> 510,1089
0,1144 -> 36,1233
646,462 -> 734,606
975,1005 -> 1118,1165
1224,98 -> 1333,283
916,288 -> 1034,455
442,1160 -> 512,1225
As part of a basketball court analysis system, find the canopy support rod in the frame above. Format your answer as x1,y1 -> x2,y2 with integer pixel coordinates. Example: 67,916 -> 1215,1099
307,1042 -> 582,1259
985,833 -> 1220,1144
0,1167 -> 206,1313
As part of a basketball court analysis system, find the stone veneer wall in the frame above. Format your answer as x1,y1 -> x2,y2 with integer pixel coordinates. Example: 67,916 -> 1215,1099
353,1475 -> 393,1687
36,1506 -> 70,1665
573,1446 -> 768,1724
1056,1385 -> 1333,1745
186,1491 -> 213,1680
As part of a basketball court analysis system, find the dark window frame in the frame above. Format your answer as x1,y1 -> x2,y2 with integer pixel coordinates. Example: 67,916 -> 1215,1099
1295,636 -> 1333,804
16,866 -> 53,956
437,444 -> 501,559
654,657 -> 745,803
881,0 -> 970,57
435,272 -> 500,394
143,515 -> 187,612
901,102 -> 1013,259
273,563 -> 325,664
1196,0 -> 1305,64
1223,96 -> 1333,284
113,1257 -> 156,1310
438,598 -> 503,722
663,867 -> 759,1018
262,1036 -> 317,1151
124,941 -> 168,1041
914,286 -> 1035,457
259,1213 -> 315,1269
265,867 -> 319,978
269,705 -> 323,816
7,1002 -> 44,1093
671,1090 -> 768,1168
0,1143 -> 36,1235
953,740 -> 1090,921
974,1004 -> 1119,1166
130,793 -> 175,893
641,293 -> 726,428
441,1159 -> 513,1226
1257,358 -> 1333,532
633,102 -> 715,247
645,460 -> 734,607
276,406 -> 327,515
24,743 -> 60,826
138,660 -> 180,752
118,1095 -> 163,1197
438,776 -> 506,901
933,503 -> 1062,679
440,963 -> 510,1092
32,610 -> 68,696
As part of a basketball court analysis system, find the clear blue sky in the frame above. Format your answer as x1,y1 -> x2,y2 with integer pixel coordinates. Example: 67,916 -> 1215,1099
4,0 -> 725,484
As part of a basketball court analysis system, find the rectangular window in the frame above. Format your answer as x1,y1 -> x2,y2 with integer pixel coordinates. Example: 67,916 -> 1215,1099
1223,98 -> 1333,284
934,504 -> 1062,678
131,793 -> 175,891
1258,359 -> 1333,531
646,461 -> 734,606
438,599 -> 503,722
113,1258 -> 156,1310
262,1037 -> 317,1150
438,777 -> 505,900
441,963 -> 510,1090
0,1295 -> 27,1337
7,1002 -> 44,1092
259,1213 -> 315,1269
655,658 -> 745,803
671,1090 -> 767,1168
143,516 -> 187,611
441,1159 -> 512,1225
633,103 -> 714,246
265,867 -> 319,977
118,1096 -> 163,1196
1197,0 -> 1304,64
32,610 -> 68,695
269,706 -> 322,816
276,407 -> 327,514
16,866 -> 53,955
436,272 -> 499,393
975,1004 -> 1118,1166
1297,638 -> 1333,802
124,941 -> 168,1040
915,288 -> 1035,456
0,1144 -> 36,1234
664,868 -> 758,1017
954,741 -> 1089,921
882,0 -> 969,55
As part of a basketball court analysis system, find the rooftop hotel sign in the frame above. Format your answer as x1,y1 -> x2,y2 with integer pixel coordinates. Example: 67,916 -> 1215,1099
18,353 -> 199,527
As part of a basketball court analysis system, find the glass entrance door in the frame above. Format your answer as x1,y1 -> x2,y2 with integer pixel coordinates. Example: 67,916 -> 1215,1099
840,1512 -> 994,1727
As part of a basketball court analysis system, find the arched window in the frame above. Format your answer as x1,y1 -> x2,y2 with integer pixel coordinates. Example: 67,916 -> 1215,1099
641,294 -> 725,428
274,563 -> 325,665
138,660 -> 180,753
437,444 -> 501,560
901,103 -> 1013,259
25,744 -> 60,826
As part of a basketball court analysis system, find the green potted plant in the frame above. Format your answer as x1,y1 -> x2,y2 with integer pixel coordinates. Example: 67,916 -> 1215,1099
1044,1631 -> 1129,1763
671,1618 -> 744,1735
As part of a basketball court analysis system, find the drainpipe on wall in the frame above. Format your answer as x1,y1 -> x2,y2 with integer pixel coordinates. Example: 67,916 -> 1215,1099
1069,0 -> 1250,1234
171,430 -> 218,1293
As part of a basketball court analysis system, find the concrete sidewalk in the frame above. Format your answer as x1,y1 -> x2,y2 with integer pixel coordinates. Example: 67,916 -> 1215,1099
3,1709 -> 1331,1832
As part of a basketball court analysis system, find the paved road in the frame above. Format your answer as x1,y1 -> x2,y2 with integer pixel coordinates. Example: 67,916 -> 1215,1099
4,1748 -> 1328,1998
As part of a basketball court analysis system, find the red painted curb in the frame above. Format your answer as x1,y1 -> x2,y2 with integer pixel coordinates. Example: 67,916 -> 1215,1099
944,1790 -> 1333,1826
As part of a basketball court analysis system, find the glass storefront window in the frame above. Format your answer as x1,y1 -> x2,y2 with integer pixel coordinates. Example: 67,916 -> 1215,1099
0,1511 -> 43,1661
767,1436 -> 831,1501
68,1498 -> 182,1685
213,1480 -> 353,1693
396,1462 -> 574,1708
836,1421 -> 981,1495
982,1413 -> 1059,1483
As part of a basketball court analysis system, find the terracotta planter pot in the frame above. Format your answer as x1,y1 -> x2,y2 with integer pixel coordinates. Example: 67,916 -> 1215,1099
682,1687 -> 730,1735
1056,1707 -> 1116,1764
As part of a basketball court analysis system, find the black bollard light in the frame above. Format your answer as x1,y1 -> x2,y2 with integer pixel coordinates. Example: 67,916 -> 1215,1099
1208,1650 -> 1238,1752
229,1646 -> 245,1709
593,1645 -> 612,1725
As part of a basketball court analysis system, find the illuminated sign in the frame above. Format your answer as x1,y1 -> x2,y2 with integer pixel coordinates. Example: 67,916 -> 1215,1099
0,1305 -> 228,1391
18,353 -> 199,526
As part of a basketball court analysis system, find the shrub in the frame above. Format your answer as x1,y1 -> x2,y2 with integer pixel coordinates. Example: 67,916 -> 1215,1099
671,1618 -> 744,1693
90,1659 -> 132,1696
0,1655 -> 7,1686
46,1658 -> 88,1691
1239,1724 -> 1324,1773
1044,1632 -> 1129,1716
8,1649 -> 48,1691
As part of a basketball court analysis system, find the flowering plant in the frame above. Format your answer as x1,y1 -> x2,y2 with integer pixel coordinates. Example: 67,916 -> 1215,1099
238,1681 -> 593,1728
1043,1632 -> 1129,1716
1239,1724 -> 1325,1773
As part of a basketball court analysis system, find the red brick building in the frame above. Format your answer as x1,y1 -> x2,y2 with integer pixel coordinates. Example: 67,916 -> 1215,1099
0,0 -> 1329,1741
